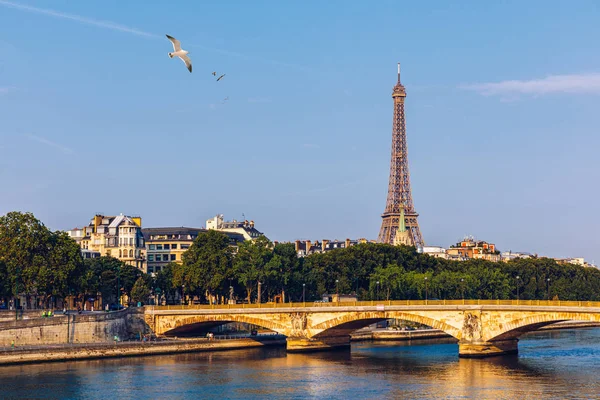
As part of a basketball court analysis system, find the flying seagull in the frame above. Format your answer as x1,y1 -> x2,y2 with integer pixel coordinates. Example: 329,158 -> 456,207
212,71 -> 217,76
166,34 -> 192,73
216,74 -> 226,82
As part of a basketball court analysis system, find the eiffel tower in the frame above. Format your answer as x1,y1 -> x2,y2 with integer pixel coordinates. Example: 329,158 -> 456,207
377,64 -> 424,248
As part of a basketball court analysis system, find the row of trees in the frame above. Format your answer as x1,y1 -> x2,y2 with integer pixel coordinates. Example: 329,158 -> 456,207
3,211 -> 600,309
167,232 -> 600,303
0,212 -> 151,308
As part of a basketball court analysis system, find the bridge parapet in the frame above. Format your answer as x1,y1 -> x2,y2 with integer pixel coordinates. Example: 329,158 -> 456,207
146,301 -> 600,357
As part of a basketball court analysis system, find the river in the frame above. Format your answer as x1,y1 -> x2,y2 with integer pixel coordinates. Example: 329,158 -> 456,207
1,328 -> 599,399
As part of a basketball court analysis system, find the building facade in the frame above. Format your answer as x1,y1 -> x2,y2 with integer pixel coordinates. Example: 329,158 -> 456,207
446,237 -> 500,262
206,214 -> 263,241
142,227 -> 245,273
68,214 -> 146,271
293,238 -> 373,257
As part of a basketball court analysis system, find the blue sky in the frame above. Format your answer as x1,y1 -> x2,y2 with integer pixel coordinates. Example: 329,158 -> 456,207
1,0 -> 599,262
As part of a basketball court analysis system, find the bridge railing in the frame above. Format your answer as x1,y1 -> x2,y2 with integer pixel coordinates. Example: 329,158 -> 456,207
151,299 -> 600,311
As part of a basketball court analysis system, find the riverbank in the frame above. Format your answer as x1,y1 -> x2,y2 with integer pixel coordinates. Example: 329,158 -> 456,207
0,335 -> 286,366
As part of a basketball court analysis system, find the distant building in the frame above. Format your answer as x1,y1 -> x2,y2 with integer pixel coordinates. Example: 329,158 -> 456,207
553,257 -> 597,268
294,238 -> 373,257
446,236 -> 500,262
501,251 -> 534,262
206,214 -> 264,241
68,214 -> 146,271
393,209 -> 412,247
422,246 -> 448,259
142,227 -> 245,274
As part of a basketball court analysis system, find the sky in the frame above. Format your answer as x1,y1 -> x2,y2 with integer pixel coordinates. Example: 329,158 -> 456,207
1,0 -> 599,262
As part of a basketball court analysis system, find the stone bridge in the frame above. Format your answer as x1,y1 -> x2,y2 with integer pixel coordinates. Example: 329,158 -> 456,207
144,300 -> 600,357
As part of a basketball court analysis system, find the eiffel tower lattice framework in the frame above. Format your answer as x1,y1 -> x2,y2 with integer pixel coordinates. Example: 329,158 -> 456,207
377,64 -> 424,248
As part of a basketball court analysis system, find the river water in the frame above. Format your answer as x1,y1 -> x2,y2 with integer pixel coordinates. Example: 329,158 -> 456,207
1,328 -> 600,399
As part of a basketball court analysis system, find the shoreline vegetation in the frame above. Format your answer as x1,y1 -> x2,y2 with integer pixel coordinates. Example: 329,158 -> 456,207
3,211 -> 600,316
1,322 -> 598,366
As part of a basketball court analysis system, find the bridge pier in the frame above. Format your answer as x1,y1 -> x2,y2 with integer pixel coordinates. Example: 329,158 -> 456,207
458,339 -> 519,358
286,336 -> 351,353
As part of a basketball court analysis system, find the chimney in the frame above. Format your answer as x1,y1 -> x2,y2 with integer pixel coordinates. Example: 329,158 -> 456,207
306,240 -> 312,253
295,240 -> 301,252
322,239 -> 329,252
345,238 -> 351,248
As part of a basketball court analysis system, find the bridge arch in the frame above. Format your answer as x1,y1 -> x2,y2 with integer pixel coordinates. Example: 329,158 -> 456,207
311,311 -> 462,340
158,314 -> 288,337
487,312 -> 600,341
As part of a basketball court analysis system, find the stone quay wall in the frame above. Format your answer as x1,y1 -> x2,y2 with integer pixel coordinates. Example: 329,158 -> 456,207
0,309 -> 143,347
0,337 -> 286,366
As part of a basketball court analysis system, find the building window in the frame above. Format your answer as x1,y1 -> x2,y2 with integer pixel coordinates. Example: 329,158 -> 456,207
149,244 -> 156,250
148,266 -> 154,273
171,244 -> 178,250
164,244 -> 170,250
148,255 -> 154,261
129,249 -> 134,257
181,244 -> 190,250
119,250 -> 122,257
170,254 -> 176,261
157,244 -> 163,250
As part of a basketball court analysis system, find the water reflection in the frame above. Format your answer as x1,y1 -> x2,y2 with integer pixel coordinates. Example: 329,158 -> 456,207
1,329 -> 599,399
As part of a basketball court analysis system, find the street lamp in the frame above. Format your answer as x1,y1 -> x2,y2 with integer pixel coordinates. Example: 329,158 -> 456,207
335,279 -> 339,303
516,276 -> 520,301
229,286 -> 234,304
547,278 -> 551,301
302,283 -> 306,304
424,276 -> 428,303
376,281 -> 380,301
257,282 -> 262,304
460,278 -> 465,300
182,284 -> 185,305
15,265 -> 20,321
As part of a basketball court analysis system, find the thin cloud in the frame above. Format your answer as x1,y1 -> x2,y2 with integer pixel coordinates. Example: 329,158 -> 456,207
461,73 -> 600,96
0,0 -> 157,38
0,0 -> 311,71
25,133 -> 73,154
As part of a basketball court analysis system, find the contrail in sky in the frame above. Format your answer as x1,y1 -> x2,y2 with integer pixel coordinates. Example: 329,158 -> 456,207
0,0 -> 311,71
25,133 -> 73,154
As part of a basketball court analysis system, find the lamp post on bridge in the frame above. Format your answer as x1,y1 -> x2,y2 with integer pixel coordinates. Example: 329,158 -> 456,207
335,279 -> 339,304
516,276 -> 520,302
257,282 -> 262,304
547,278 -> 551,301
302,283 -> 306,304
424,276 -> 428,304
460,278 -> 465,300
376,281 -> 380,301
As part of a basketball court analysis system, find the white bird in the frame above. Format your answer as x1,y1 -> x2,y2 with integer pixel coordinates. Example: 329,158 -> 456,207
166,34 -> 192,73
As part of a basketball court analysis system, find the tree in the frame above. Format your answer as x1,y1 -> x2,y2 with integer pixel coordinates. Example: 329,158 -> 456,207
0,211 -> 52,307
131,277 -> 151,304
154,263 -> 175,304
234,235 -> 275,303
178,230 -> 233,303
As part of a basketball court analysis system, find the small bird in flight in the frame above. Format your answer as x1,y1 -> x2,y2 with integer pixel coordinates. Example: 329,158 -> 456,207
222,96 -> 229,103
216,74 -> 226,82
166,34 -> 192,73
212,71 -> 217,76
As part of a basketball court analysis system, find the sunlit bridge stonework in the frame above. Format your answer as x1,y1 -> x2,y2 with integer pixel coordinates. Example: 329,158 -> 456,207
378,64 -> 424,248
146,300 -> 600,358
